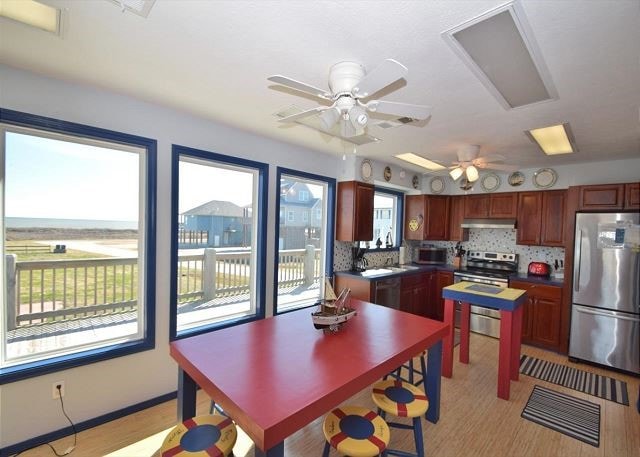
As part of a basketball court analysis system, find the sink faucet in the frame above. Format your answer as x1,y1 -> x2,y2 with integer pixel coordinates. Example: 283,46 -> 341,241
385,257 -> 394,266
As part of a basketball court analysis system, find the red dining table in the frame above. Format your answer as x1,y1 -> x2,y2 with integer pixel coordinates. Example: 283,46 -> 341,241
169,299 -> 449,456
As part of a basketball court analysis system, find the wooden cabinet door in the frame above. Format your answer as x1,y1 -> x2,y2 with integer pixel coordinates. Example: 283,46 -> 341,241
400,287 -> 413,314
529,285 -> 562,349
434,270 -> 454,321
448,196 -> 469,241
464,194 -> 489,218
336,181 -> 374,241
516,192 -> 543,245
425,196 -> 450,240
489,193 -> 517,218
625,182 -> 640,209
579,184 -> 624,210
541,190 -> 566,247
510,280 -> 533,343
404,195 -> 427,240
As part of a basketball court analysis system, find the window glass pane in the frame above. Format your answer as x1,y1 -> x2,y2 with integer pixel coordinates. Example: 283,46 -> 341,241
175,155 -> 259,333
276,174 -> 328,312
369,192 -> 398,248
1,128 -> 146,368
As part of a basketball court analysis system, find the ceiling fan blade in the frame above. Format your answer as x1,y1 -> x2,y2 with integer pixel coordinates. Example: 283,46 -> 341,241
475,154 -> 506,164
352,59 -> 408,98
268,75 -> 332,100
481,163 -> 519,172
277,106 -> 328,123
366,100 -> 431,120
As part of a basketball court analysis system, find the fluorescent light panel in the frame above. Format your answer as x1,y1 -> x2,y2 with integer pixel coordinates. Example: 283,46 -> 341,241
0,0 -> 60,33
395,153 -> 446,171
527,123 -> 576,155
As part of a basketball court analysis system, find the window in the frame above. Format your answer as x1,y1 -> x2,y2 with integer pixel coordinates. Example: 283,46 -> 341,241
287,210 -> 295,222
170,145 -> 267,338
0,109 -> 156,382
298,190 -> 309,201
275,168 -> 335,313
316,207 -> 322,220
368,188 -> 403,249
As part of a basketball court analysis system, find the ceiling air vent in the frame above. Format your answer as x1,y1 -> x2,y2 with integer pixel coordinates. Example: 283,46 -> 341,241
106,0 -> 156,18
442,0 -> 558,109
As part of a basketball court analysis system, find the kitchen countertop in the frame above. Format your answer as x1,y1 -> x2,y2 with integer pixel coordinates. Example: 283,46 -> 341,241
335,264 -> 564,287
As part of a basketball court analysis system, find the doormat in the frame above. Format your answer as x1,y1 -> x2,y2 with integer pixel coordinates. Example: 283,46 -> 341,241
522,385 -> 600,447
519,355 -> 629,406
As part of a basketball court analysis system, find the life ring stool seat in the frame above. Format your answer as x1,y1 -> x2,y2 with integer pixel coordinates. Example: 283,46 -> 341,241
161,414 -> 237,457
322,405 -> 390,457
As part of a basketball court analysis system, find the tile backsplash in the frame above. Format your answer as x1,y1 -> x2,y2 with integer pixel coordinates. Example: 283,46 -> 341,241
333,228 -> 564,273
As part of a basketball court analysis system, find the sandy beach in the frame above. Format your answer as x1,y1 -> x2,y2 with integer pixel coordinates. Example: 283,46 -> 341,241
6,227 -> 138,241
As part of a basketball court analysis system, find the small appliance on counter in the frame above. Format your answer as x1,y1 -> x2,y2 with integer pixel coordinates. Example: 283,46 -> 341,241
415,246 -> 447,265
351,246 -> 368,272
527,261 -> 551,277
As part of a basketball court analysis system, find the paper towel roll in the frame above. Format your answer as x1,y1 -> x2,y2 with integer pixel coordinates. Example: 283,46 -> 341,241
399,246 -> 407,265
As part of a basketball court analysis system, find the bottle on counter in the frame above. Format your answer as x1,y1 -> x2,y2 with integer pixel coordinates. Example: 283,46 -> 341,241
385,227 -> 393,248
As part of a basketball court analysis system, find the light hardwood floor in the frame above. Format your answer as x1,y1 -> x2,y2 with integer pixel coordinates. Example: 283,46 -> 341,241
17,333 -> 640,456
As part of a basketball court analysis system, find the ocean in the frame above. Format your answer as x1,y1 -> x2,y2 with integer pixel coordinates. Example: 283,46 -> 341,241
6,217 -> 138,230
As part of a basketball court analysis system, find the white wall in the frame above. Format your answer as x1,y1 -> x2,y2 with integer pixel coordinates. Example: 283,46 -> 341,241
0,64 -> 339,448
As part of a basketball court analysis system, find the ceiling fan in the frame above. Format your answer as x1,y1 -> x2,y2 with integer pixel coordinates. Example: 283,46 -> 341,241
268,59 -> 431,138
446,145 -> 518,182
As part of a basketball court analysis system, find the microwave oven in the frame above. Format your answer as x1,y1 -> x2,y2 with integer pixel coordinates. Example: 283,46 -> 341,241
415,247 -> 447,265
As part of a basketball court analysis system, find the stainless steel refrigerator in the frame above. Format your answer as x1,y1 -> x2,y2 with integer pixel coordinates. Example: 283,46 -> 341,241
569,212 -> 640,374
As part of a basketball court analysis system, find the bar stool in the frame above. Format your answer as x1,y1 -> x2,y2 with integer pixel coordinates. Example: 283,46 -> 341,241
160,414 -> 237,456
386,351 -> 427,390
371,380 -> 428,457
322,405 -> 390,456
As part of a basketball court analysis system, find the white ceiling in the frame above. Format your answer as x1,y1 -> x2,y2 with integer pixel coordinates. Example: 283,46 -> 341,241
1,0 -> 639,173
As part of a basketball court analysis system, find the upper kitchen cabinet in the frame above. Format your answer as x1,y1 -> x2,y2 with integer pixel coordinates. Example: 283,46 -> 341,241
516,192 -> 543,245
540,190 -> 567,246
624,182 -> 639,209
336,180 -> 374,241
404,195 -> 450,241
448,195 -> 469,241
463,192 -> 517,219
578,184 -> 624,210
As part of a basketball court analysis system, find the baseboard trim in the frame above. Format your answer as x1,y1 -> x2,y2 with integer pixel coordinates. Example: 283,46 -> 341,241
1,391 -> 177,457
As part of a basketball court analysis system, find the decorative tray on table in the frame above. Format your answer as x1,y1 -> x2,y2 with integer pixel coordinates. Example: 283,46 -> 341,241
311,278 -> 356,333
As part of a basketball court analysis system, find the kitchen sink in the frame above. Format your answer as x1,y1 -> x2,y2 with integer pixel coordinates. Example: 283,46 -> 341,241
360,268 -> 394,276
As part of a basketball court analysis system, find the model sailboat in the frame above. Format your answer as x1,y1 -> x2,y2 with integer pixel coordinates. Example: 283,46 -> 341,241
311,278 -> 357,332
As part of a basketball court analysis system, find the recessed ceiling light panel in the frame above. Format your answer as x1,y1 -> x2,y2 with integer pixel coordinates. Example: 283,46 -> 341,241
395,153 -> 446,171
0,0 -> 60,34
442,0 -> 558,109
526,123 -> 577,155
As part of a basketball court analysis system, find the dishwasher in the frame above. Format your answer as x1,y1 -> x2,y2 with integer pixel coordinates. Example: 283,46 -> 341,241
373,277 -> 401,309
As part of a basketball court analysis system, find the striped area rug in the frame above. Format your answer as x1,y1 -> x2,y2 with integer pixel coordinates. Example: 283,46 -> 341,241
522,385 -> 600,447
519,355 -> 629,406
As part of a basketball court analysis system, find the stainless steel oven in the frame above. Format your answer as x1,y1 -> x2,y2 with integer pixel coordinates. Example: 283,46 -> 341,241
453,251 -> 518,338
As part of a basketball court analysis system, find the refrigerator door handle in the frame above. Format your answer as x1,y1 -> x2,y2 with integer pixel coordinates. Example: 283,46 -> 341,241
575,305 -> 640,322
574,229 -> 582,292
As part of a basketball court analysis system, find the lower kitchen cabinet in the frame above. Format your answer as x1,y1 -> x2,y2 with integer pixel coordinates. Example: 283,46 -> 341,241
510,280 -> 563,352
401,272 -> 432,316
432,270 -> 454,321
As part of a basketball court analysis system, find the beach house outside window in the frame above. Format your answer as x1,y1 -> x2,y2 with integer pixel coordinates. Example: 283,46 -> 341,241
367,188 -> 403,249
275,168 -> 335,313
170,146 -> 268,338
0,111 -> 156,382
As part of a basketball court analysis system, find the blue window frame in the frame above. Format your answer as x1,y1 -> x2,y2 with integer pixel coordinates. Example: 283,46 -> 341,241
274,167 -> 335,314
170,145 -> 268,339
366,186 -> 404,251
0,108 -> 157,384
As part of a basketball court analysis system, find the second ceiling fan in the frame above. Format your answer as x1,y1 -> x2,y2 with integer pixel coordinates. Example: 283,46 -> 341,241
442,145 -> 517,182
268,59 -> 431,138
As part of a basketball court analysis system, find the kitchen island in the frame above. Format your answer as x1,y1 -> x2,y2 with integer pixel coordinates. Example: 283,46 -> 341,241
442,281 -> 527,400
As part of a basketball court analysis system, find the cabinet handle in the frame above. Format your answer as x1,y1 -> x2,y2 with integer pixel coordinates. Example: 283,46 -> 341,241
574,229 -> 583,292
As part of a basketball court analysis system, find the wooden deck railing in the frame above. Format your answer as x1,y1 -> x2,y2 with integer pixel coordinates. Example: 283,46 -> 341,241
6,247 -> 322,330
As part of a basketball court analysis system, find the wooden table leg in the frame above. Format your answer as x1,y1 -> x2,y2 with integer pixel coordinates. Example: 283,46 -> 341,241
442,299 -> 455,378
498,310 -> 514,400
510,305 -> 523,381
255,441 -> 284,457
459,301 -> 470,364
425,340 -> 442,424
177,368 -> 197,421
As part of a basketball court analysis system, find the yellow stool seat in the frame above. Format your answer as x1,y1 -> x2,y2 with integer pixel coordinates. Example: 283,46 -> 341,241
161,414 -> 237,457
322,406 -> 390,457
372,380 -> 429,418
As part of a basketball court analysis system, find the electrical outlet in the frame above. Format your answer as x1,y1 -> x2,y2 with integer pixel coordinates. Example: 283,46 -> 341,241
52,381 -> 65,399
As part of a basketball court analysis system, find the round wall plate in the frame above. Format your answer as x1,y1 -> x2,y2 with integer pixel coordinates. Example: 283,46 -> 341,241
360,159 -> 373,182
412,175 -> 419,189
383,166 -> 392,182
508,171 -> 525,187
429,176 -> 445,194
481,173 -> 501,192
533,168 -> 558,188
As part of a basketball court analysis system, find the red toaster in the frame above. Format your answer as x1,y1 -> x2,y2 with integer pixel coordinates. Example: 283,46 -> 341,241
528,262 -> 551,277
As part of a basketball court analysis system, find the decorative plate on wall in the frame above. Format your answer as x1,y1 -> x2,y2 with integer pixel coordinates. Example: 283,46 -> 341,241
533,168 -> 558,188
383,166 -> 392,182
508,171 -> 525,187
412,174 -> 420,189
429,176 -> 445,194
481,173 -> 501,192
360,159 -> 373,182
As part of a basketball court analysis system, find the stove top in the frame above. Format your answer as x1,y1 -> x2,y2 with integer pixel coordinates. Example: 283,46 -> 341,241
455,250 -> 519,279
